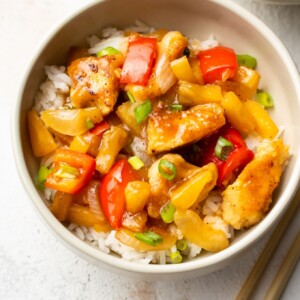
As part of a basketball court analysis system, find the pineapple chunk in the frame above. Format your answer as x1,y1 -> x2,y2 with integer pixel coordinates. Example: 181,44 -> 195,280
174,210 -> 229,252
178,81 -> 223,106
244,100 -> 279,139
170,56 -> 197,83
221,92 -> 255,135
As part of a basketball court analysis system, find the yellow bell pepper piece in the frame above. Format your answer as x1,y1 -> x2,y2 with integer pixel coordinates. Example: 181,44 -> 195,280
174,210 -> 229,252
178,80 -> 222,106
170,56 -> 197,83
96,126 -> 128,174
125,181 -> 151,214
27,110 -> 57,157
244,100 -> 279,139
221,92 -> 255,135
40,107 -> 102,136
171,163 -> 217,210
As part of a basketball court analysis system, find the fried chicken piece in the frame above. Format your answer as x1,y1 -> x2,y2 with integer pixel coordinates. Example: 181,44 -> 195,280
68,55 -> 124,116
222,139 -> 289,229
147,103 -> 225,154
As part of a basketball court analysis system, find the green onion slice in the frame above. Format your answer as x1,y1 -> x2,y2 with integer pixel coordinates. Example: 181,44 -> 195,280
126,91 -> 136,104
170,251 -> 183,264
36,165 -> 53,190
96,46 -> 120,58
86,118 -> 94,130
214,136 -> 234,161
160,201 -> 176,223
55,163 -> 80,179
256,90 -> 274,108
183,47 -> 190,58
176,239 -> 188,251
134,231 -> 163,246
169,104 -> 183,111
128,156 -> 144,170
236,54 -> 257,69
158,159 -> 177,180
134,99 -> 152,125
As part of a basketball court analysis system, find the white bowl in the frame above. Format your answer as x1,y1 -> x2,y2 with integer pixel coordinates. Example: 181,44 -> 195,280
12,0 -> 300,280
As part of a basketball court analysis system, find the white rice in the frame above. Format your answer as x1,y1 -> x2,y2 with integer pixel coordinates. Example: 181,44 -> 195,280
34,22 -> 235,264
202,191 -> 233,239
66,224 -> 202,264
188,33 -> 219,54
34,65 -> 72,112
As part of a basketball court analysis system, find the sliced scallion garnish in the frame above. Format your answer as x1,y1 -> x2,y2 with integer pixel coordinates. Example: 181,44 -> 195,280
176,239 -> 188,251
126,91 -> 136,104
128,156 -> 144,170
160,201 -> 176,223
96,46 -> 120,58
36,165 -> 53,190
134,231 -> 163,246
134,99 -> 152,125
86,118 -> 94,130
214,136 -> 234,161
170,251 -> 183,264
236,54 -> 257,69
169,104 -> 183,111
256,90 -> 274,108
54,163 -> 80,179
158,159 -> 177,181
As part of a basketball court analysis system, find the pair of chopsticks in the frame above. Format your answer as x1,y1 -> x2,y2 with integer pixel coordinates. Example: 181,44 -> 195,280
236,188 -> 300,300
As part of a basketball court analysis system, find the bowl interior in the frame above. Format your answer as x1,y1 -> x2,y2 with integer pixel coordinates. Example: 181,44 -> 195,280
14,0 -> 300,277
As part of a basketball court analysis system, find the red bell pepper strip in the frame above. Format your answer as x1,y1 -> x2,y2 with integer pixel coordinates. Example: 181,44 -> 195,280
89,120 -> 110,136
45,149 -> 96,194
200,125 -> 254,187
100,159 -> 140,229
198,46 -> 238,84
120,37 -> 157,86
218,147 -> 254,186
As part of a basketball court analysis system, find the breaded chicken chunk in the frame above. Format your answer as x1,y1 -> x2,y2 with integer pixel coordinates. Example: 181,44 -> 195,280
68,55 -> 124,116
147,103 -> 225,154
222,139 -> 289,229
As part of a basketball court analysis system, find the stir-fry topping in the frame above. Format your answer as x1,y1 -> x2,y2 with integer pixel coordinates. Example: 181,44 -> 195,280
134,231 -> 163,246
160,201 -> 176,223
236,54 -> 257,69
36,165 -> 53,190
214,136 -> 234,161
128,156 -> 145,170
134,99 -> 153,124
27,25 -> 289,264
96,46 -> 120,58
256,90 -> 274,108
158,159 -> 177,181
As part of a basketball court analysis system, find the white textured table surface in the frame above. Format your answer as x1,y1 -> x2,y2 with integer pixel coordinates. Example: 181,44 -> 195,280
1,1 -> 300,299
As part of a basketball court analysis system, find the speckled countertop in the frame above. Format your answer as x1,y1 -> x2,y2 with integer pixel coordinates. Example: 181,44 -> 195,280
1,1 -> 300,299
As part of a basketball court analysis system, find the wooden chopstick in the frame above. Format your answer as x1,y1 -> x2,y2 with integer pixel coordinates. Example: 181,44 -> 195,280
236,188 -> 300,300
264,230 -> 300,300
